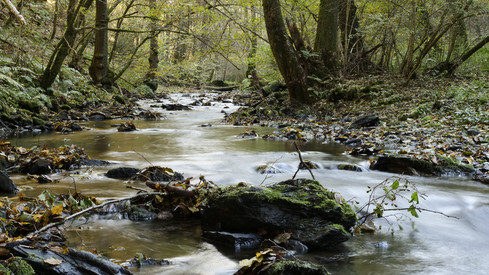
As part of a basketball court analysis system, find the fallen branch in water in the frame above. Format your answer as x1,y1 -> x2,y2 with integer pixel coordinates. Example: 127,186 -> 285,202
146,179 -> 195,198
28,192 -> 167,237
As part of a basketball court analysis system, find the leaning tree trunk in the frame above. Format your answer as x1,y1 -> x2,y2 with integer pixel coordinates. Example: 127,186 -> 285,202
89,0 -> 111,87
262,0 -> 314,104
40,0 -> 92,89
315,0 -> 339,75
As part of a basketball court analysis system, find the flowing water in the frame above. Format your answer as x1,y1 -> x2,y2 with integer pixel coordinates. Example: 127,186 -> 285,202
9,92 -> 489,274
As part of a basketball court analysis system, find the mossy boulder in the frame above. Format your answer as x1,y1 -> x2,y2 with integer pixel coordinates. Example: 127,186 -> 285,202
202,179 -> 356,248
7,257 -> 34,275
371,155 -> 475,176
18,99 -> 41,113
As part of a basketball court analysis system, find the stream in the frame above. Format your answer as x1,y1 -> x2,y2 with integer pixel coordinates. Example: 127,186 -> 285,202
9,92 -> 489,274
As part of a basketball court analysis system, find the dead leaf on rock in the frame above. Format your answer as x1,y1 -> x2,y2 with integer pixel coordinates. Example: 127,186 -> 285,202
44,258 -> 63,266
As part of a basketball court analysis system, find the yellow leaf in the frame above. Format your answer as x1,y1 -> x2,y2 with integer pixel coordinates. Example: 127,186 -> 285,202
51,204 -> 63,215
33,214 -> 43,222
238,257 -> 256,267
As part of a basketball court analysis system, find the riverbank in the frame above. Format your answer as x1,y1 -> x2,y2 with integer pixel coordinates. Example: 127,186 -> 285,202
226,74 -> 489,183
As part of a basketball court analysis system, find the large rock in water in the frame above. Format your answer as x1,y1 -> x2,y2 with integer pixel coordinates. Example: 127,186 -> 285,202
0,170 -> 17,194
202,179 -> 356,248
371,156 -> 475,176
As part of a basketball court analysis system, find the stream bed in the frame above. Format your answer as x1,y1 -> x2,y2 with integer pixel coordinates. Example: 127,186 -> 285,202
9,92 -> 489,274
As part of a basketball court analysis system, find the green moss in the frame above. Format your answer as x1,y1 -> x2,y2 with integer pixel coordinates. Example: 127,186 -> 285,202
114,94 -> 127,104
0,264 -> 12,275
18,99 -> 41,113
329,223 -> 348,235
266,260 -> 330,275
7,257 -> 35,275
32,116 -> 46,126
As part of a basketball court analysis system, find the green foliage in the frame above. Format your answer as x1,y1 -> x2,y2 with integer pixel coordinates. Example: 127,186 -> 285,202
356,177 -> 425,233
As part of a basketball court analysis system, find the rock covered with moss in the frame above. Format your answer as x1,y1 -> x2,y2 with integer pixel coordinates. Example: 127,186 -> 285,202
202,179 -> 356,248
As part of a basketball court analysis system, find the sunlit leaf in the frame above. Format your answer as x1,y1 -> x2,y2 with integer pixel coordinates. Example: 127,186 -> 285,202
390,180 -> 399,190
410,192 -> 419,203
51,204 -> 63,215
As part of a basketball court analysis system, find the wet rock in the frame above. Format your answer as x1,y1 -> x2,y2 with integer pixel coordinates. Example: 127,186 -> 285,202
350,114 -> 379,128
79,158 -> 111,167
370,156 -> 475,176
256,164 -> 284,174
161,104 -> 192,111
124,257 -> 170,268
10,243 -> 133,275
126,206 -> 157,221
202,231 -> 262,252
336,164 -> 364,172
202,179 -> 356,248
474,174 -> 489,185
238,129 -> 258,138
137,166 -> 184,182
298,160 -> 319,170
117,121 -> 136,132
106,167 -> 140,180
0,170 -> 17,194
88,112 -> 107,121
28,158 -> 52,175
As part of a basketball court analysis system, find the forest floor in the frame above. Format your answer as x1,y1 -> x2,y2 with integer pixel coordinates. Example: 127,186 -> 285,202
226,74 -> 489,183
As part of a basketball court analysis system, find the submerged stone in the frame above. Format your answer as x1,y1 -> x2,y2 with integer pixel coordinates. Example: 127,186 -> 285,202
127,206 -> 157,221
202,231 -> 262,252
202,179 -> 356,248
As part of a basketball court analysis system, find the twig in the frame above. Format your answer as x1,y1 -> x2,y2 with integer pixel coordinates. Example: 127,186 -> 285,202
125,185 -> 149,193
292,142 -> 315,180
133,150 -> 155,167
28,192 -> 166,237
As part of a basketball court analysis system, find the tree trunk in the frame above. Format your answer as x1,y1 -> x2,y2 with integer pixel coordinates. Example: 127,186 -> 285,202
147,0 -> 159,80
40,0 -> 92,89
439,35 -> 489,75
315,0 -> 339,75
262,0 -> 313,104
89,0 -> 111,87
246,5 -> 259,88
2,0 -> 26,25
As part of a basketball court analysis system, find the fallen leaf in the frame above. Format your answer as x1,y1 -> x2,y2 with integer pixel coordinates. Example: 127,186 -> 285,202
44,258 -> 63,266
51,204 -> 63,215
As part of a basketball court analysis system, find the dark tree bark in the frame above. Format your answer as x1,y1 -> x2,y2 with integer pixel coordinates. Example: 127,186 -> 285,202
434,35 -> 489,75
246,5 -> 259,88
315,0 -> 339,75
146,0 -> 159,81
262,0 -> 314,104
89,0 -> 111,87
40,0 -> 93,90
